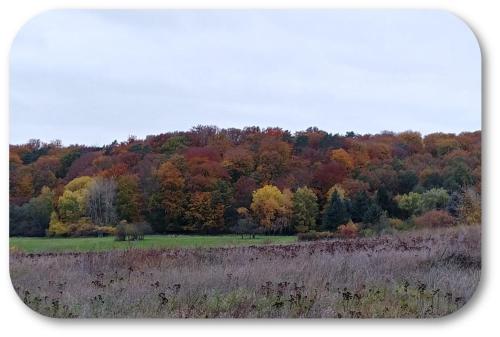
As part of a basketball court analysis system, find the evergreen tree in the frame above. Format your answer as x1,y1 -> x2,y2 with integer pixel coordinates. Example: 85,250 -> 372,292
321,190 -> 350,231
351,191 -> 370,222
362,202 -> 383,224
376,185 -> 398,217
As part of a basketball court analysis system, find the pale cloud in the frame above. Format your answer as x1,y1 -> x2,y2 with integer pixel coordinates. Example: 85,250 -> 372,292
10,10 -> 481,145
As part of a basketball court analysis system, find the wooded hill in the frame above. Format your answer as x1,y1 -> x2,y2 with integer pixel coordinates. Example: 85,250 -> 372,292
9,126 -> 481,237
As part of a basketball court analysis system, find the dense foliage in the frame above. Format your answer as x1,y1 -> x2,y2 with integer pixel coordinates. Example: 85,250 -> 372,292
10,126 -> 481,237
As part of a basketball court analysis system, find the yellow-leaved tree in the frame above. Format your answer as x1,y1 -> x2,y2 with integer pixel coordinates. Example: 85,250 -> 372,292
250,185 -> 292,233
47,211 -> 69,237
57,176 -> 93,223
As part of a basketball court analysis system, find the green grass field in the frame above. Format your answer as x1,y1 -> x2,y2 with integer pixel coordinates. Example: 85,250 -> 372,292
9,235 -> 296,253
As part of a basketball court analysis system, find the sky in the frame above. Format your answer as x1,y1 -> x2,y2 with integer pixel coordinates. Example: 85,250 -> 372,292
10,10 -> 481,146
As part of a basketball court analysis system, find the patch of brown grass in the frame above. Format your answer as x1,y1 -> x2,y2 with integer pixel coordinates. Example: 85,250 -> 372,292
10,226 -> 480,318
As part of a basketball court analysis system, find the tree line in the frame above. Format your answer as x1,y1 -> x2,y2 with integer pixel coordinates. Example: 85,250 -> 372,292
9,126 -> 481,237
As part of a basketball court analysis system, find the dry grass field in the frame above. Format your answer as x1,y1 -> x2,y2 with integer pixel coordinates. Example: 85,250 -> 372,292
10,226 -> 480,318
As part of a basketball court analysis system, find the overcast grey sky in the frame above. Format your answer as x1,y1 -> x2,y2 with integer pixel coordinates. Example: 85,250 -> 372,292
10,10 -> 481,146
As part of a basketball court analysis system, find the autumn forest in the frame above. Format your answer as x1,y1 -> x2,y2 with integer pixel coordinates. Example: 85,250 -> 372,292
9,125 -> 481,239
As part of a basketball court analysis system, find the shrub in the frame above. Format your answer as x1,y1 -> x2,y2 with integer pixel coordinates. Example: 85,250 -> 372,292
125,222 -> 140,240
297,231 -> 336,242
294,224 -> 309,233
337,220 -> 359,238
388,217 -> 404,229
115,221 -> 127,241
115,220 -> 150,241
95,226 -> 116,236
388,217 -> 414,231
67,218 -> 96,237
297,231 -> 317,241
360,228 -> 376,237
413,210 -> 455,229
